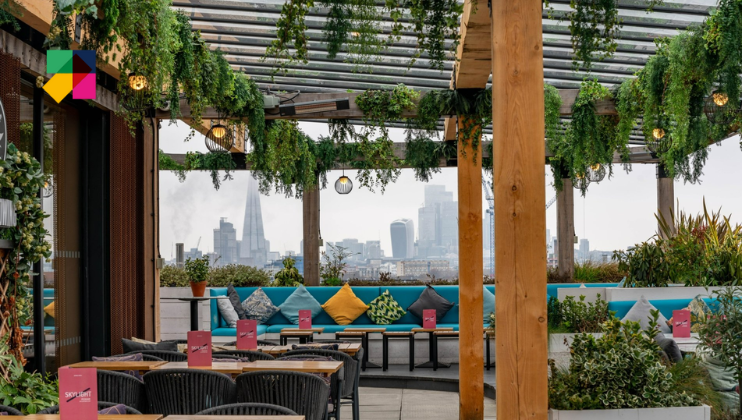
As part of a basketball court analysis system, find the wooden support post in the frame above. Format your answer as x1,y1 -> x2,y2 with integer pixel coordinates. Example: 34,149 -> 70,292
141,118 -> 158,341
556,178 -> 575,280
492,0 -> 549,419
657,163 -> 675,238
457,117 -> 484,420
302,185 -> 320,286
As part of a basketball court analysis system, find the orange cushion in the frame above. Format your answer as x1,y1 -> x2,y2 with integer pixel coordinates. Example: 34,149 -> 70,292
321,284 -> 369,325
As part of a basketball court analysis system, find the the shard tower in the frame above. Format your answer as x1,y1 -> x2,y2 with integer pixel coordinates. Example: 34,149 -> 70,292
240,176 -> 268,267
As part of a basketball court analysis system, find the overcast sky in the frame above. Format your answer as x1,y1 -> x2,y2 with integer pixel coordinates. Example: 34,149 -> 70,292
159,120 -> 742,259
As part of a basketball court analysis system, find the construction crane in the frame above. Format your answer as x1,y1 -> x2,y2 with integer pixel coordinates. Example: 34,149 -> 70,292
196,236 -> 201,250
546,195 -> 557,210
482,174 -> 495,277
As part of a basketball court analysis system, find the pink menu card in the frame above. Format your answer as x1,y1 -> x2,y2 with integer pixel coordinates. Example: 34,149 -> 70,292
188,330 -> 212,367
423,309 -> 437,329
237,319 -> 258,350
673,309 -> 691,338
59,366 -> 98,420
299,310 -> 312,329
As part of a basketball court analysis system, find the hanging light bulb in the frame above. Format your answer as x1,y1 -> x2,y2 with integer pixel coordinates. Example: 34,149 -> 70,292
713,92 -> 729,107
652,128 -> 665,140
211,126 -> 227,139
335,174 -> 353,194
128,73 -> 148,91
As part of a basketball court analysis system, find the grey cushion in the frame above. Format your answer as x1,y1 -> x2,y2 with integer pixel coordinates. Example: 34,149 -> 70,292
655,336 -> 682,363
621,295 -> 671,333
121,338 -> 177,353
242,287 -> 280,324
217,297 -> 240,328
407,285 -> 455,322
279,285 -> 323,324
228,284 -> 248,320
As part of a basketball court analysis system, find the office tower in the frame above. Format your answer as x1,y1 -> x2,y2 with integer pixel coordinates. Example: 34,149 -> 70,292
579,238 -> 590,262
418,185 -> 457,257
175,243 -> 185,268
214,217 -> 239,265
240,176 -> 268,267
390,219 -> 414,259
366,240 -> 381,259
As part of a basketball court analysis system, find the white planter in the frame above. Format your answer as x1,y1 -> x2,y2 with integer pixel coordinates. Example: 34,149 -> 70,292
605,287 -> 721,302
557,287 -> 607,303
160,287 -> 213,340
549,405 -> 710,420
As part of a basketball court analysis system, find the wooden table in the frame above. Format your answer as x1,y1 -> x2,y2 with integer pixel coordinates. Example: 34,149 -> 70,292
411,327 -> 455,369
153,361 -> 251,376
279,328 -> 324,345
16,416 -> 163,420
242,360 -> 343,374
67,361 -> 167,374
336,328 -> 386,370
165,416 -> 304,420
253,342 -> 361,357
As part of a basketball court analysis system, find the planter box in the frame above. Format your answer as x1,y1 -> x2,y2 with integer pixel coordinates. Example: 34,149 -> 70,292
558,287 -> 606,304
160,287 -> 213,340
605,287 -> 721,302
549,405 -> 710,420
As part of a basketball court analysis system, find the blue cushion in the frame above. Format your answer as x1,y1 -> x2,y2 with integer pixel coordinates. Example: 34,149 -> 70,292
279,285 -> 323,324
483,286 -> 495,323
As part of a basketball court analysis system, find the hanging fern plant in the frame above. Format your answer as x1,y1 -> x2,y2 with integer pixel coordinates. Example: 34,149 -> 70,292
567,0 -> 621,71
407,0 -> 463,70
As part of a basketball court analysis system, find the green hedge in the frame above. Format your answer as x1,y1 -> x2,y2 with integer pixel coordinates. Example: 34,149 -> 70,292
160,264 -> 271,287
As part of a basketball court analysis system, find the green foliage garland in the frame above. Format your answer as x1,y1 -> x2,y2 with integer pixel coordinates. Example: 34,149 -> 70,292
547,80 -> 625,195
158,150 -> 236,190
567,0 -> 620,71
263,0 -> 312,76
0,0 -> 21,31
0,145 -> 52,365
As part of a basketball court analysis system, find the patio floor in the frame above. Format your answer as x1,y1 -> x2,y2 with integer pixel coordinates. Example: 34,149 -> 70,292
344,387 -> 497,420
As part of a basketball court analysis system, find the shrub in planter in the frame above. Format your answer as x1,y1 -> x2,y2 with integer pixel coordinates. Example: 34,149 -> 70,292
209,264 -> 271,287
549,316 -> 699,410
0,335 -> 58,414
698,286 -> 742,414
185,256 -> 210,297
160,265 -> 190,287
547,295 -> 611,333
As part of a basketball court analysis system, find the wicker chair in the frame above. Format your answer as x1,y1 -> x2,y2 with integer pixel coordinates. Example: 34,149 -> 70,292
211,354 -> 242,361
143,369 -> 237,415
39,402 -> 142,414
213,350 -> 275,361
124,350 -> 186,362
139,354 -> 165,362
0,404 -> 22,415
284,348 -> 360,420
97,369 -> 147,413
196,402 -> 298,416
236,371 -> 330,420
276,355 -> 341,419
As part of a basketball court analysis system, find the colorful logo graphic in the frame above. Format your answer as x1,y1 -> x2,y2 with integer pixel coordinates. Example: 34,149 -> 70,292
43,50 -> 97,103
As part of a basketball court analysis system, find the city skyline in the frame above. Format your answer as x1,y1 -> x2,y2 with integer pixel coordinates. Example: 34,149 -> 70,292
159,121 -> 742,259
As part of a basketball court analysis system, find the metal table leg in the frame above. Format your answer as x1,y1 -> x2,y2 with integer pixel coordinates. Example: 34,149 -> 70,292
190,300 -> 199,331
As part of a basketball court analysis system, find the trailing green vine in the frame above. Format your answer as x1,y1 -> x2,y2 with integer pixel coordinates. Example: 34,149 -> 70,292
158,150 -> 236,190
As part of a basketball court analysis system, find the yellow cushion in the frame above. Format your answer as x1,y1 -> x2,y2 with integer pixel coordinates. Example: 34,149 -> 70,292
44,301 -> 55,318
321,284 -> 369,326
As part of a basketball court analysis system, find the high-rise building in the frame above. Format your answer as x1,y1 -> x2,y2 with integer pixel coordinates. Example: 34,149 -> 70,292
240,176 -> 268,267
175,243 -> 185,268
340,238 -> 364,261
390,219 -> 414,259
417,185 -> 457,257
579,238 -> 590,262
366,240 -> 381,259
184,247 -> 202,262
214,218 -> 239,265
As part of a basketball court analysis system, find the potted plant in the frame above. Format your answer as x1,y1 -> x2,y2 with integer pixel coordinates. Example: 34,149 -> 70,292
548,316 -> 709,419
184,256 -> 210,297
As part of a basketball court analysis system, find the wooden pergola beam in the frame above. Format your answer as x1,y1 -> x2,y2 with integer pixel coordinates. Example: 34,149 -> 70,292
444,0 -> 493,141
156,88 -> 616,122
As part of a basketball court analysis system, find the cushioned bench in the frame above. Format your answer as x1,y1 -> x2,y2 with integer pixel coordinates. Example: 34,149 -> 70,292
209,285 -> 498,337
608,297 -> 717,319
209,283 -> 619,337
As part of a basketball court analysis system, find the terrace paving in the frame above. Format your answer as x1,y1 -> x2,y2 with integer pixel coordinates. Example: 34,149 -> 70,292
344,387 -> 497,420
